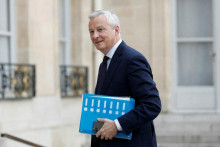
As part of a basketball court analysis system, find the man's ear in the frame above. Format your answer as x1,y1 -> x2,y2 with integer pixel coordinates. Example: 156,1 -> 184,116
115,25 -> 120,35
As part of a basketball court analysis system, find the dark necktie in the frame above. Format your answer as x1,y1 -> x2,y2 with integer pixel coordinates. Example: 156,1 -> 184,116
95,56 -> 109,94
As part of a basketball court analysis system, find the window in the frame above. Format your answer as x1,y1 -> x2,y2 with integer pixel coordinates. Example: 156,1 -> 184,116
172,0 -> 218,112
176,0 -> 213,86
0,0 -> 16,63
59,0 -> 71,65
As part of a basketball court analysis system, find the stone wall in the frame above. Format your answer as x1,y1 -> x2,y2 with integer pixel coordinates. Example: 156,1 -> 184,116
0,0 -> 91,146
0,0 -> 172,146
102,0 -> 171,112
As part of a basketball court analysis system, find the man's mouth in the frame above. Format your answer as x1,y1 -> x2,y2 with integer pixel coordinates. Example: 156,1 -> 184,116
95,40 -> 103,44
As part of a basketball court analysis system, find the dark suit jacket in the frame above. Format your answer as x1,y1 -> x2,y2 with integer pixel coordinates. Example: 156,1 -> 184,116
92,41 -> 161,147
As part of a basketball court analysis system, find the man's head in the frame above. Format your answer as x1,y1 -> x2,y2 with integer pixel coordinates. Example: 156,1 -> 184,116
88,10 -> 121,55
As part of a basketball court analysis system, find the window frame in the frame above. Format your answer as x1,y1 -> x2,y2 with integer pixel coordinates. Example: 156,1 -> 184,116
0,0 -> 16,63
58,0 -> 71,65
213,0 -> 220,113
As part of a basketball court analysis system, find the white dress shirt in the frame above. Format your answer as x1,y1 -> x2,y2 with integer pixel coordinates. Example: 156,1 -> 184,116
105,39 -> 123,131
105,39 -> 122,69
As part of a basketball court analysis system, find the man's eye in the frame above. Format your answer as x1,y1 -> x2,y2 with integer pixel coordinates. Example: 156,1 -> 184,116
90,31 -> 94,34
98,28 -> 103,32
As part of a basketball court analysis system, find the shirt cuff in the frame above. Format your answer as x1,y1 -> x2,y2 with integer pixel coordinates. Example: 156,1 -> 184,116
114,119 -> 123,131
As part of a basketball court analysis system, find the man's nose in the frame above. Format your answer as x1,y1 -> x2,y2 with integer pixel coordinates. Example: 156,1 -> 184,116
93,31 -> 99,38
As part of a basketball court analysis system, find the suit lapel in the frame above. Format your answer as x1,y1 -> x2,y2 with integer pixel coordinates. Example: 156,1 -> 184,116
101,41 -> 125,94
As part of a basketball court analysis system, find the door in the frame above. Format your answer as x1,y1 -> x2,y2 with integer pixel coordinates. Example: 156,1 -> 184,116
172,0 -> 217,112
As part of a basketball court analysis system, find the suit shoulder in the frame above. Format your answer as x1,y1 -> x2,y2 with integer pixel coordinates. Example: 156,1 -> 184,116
123,44 -> 148,62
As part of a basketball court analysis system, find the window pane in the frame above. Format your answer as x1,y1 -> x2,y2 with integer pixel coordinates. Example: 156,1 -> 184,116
178,42 -> 213,86
59,0 -> 65,38
0,0 -> 9,31
0,37 -> 10,62
177,0 -> 212,37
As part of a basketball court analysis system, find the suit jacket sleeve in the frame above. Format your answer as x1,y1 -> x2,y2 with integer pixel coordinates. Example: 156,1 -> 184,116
117,53 -> 161,135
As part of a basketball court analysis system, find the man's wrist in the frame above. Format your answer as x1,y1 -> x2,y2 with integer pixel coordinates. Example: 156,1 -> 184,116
114,119 -> 123,131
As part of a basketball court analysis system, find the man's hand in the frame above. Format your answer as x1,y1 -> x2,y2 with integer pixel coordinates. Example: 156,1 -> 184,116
96,118 -> 118,140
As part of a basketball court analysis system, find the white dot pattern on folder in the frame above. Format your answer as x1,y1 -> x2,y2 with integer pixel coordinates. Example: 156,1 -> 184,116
90,99 -> 94,112
84,98 -> 88,111
97,100 -> 100,112
83,98 -> 128,115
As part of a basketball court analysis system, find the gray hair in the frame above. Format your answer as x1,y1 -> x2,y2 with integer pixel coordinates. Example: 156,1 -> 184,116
89,10 -> 120,29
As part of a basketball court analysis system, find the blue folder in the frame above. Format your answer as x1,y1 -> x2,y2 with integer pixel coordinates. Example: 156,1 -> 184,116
79,93 -> 135,140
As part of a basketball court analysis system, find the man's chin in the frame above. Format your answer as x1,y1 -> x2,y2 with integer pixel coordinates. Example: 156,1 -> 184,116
95,46 -> 104,51
96,47 -> 107,54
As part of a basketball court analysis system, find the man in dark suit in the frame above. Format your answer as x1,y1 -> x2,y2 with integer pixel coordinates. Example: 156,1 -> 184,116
88,10 -> 161,147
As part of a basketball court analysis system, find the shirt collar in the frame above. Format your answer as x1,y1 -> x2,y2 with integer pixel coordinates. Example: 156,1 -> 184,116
106,39 -> 122,59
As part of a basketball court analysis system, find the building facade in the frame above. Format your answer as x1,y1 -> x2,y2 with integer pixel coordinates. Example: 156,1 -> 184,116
0,0 -> 219,146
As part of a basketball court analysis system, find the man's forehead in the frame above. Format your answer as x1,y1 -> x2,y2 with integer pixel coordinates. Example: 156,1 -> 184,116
89,24 -> 105,29
89,20 -> 108,29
